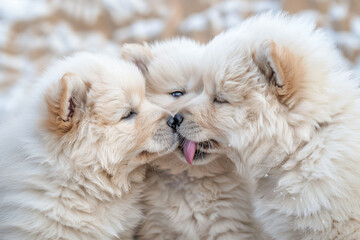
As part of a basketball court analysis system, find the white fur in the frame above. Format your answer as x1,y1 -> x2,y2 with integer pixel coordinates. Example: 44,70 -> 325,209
0,52 -> 177,239
122,38 -> 268,239
185,12 -> 360,239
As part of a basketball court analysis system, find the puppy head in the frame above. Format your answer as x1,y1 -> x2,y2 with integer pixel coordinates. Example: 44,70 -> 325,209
42,52 -> 178,192
122,38 -> 225,165
177,13 -> 347,166
122,38 -> 204,111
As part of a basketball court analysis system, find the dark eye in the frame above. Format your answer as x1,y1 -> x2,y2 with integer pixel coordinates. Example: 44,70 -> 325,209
214,96 -> 228,104
170,91 -> 184,98
121,111 -> 137,120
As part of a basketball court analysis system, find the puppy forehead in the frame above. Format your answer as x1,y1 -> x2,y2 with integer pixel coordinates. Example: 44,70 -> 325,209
203,42 -> 254,95
87,59 -> 145,106
98,77 -> 144,108
68,53 -> 145,89
148,39 -> 204,91
103,60 -> 145,87
202,58 -> 234,95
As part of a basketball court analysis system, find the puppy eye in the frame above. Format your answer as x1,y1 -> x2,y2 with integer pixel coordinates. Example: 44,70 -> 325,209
121,111 -> 137,120
214,96 -> 228,104
170,91 -> 184,98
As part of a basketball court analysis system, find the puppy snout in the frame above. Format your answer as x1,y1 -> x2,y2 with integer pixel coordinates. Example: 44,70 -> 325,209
167,113 -> 184,129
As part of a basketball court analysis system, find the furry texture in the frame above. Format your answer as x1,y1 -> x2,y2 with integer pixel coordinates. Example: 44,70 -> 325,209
0,52 -> 178,240
177,12 -> 360,239
123,38 -> 267,240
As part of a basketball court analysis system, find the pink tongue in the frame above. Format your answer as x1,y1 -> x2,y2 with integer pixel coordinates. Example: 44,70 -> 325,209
183,140 -> 196,165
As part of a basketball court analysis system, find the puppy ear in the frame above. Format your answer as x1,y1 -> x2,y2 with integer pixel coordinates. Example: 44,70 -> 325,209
45,73 -> 88,136
253,40 -> 303,104
121,43 -> 152,75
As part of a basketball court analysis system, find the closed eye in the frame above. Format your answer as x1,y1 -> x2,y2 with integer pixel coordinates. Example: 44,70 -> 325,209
121,110 -> 137,120
214,96 -> 229,104
170,91 -> 185,98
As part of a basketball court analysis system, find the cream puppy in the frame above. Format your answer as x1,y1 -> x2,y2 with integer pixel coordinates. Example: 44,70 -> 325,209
0,52 -> 178,240
176,13 -> 360,239
123,38 -> 265,240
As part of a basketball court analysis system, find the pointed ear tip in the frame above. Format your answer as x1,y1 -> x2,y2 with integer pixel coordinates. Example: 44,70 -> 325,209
261,39 -> 275,46
122,43 -> 137,50
121,44 -> 143,59
61,72 -> 82,81
121,43 -> 145,51
257,40 -> 276,55
121,44 -> 153,75
122,43 -> 152,55
60,72 -> 84,88
61,72 -> 77,82
142,41 -> 150,48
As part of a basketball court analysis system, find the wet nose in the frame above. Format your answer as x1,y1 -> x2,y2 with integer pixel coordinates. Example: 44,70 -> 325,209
167,113 -> 184,129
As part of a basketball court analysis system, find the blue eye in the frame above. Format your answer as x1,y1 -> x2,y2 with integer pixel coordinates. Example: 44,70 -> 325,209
171,91 -> 184,98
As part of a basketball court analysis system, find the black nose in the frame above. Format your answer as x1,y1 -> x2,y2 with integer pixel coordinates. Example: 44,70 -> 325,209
167,116 -> 176,129
167,113 -> 184,129
174,113 -> 183,125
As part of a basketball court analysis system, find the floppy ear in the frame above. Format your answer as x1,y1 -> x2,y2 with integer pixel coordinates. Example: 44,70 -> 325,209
45,73 -> 88,135
121,43 -> 153,75
253,40 -> 303,104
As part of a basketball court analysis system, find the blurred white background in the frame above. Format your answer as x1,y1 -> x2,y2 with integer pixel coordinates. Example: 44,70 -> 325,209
1,0 -> 359,118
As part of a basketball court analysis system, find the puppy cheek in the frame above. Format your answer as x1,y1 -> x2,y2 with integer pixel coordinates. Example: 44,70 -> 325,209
135,111 -> 171,151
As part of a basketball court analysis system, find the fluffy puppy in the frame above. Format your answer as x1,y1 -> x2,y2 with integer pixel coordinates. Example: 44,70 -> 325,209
0,52 -> 178,240
176,12 -> 360,239
123,38 -> 265,240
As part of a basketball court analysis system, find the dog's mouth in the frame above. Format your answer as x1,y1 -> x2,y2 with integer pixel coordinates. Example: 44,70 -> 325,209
179,135 -> 219,165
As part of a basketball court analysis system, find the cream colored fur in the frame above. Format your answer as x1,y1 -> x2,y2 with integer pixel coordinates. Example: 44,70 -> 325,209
177,12 -> 360,239
0,52 -> 178,240
123,38 -> 266,240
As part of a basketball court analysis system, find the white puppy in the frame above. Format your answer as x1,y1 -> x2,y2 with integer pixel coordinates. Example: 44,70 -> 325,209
123,38 -> 266,240
176,13 -> 360,239
0,52 -> 178,240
